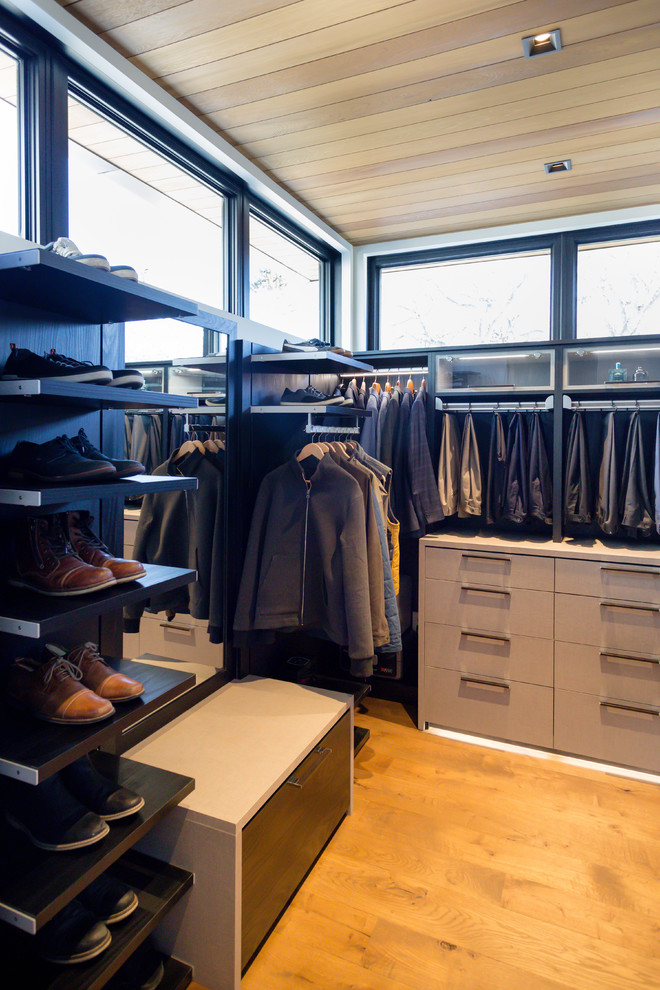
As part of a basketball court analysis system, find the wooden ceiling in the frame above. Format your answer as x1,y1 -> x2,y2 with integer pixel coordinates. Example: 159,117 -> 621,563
48,1 -> 660,244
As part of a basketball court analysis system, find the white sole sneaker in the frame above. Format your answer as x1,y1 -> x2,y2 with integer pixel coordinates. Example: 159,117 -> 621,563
109,370 -> 145,388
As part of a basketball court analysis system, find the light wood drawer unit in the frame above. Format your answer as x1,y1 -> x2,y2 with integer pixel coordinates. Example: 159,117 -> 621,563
556,641 -> 660,706
424,666 -> 553,748
424,622 -> 553,686
556,558 -> 660,603
555,593 -> 660,655
424,578 -> 553,640
138,610 -> 223,668
555,688 -> 660,773
425,546 -> 554,591
242,711 -> 351,969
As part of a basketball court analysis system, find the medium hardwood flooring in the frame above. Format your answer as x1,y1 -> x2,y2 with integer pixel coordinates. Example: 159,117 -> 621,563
205,697 -> 660,989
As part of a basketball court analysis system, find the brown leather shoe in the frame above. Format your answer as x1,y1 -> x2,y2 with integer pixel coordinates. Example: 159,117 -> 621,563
6,646 -> 115,724
66,642 -> 144,703
66,511 -> 147,585
10,515 -> 117,596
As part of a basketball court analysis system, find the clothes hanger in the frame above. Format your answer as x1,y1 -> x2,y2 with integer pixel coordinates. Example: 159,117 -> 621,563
407,376 -> 415,393
385,375 -> 392,394
396,377 -> 402,388
329,440 -> 349,459
373,374 -> 381,395
173,438 -> 197,461
421,378 -> 427,390
297,441 -> 324,461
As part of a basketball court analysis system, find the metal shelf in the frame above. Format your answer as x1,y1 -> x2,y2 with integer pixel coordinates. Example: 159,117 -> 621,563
0,379 -> 199,410
0,473 -> 197,509
0,249 -> 198,324
250,405 -> 370,417
249,351 -> 374,374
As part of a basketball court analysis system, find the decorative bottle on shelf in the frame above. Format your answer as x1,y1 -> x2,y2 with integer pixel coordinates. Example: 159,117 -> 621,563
633,366 -> 649,382
608,362 -> 627,383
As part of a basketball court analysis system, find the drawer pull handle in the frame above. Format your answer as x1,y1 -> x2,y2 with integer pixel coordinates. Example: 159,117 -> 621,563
159,621 -> 194,632
600,600 -> 660,614
601,566 -> 659,578
600,650 -> 659,667
461,630 -> 510,644
460,676 -> 510,691
600,700 -> 659,718
461,553 -> 511,564
287,746 -> 332,788
461,584 -> 510,596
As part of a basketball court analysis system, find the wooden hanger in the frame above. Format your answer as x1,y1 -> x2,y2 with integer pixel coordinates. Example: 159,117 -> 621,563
329,440 -> 349,459
373,375 -> 381,394
385,376 -> 392,394
173,439 -> 198,461
296,442 -> 324,461
396,377 -> 401,388
407,376 -> 415,393
421,378 -> 427,390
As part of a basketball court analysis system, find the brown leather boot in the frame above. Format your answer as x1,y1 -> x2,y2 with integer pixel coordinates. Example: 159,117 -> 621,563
65,511 -> 147,585
6,646 -> 115,724
66,642 -> 144,702
10,515 -> 117,596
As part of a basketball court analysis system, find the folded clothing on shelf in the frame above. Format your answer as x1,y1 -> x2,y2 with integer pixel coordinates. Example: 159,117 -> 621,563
0,343 -> 145,389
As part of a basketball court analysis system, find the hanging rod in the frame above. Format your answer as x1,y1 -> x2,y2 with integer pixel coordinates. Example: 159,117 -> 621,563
339,367 -> 428,378
570,398 -> 660,411
435,396 -> 554,412
304,422 -> 361,435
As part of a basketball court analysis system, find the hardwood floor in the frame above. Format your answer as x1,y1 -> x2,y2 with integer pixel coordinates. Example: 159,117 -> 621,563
207,697 -> 660,989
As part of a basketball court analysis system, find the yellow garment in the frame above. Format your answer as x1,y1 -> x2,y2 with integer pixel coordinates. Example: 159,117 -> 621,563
387,510 -> 400,596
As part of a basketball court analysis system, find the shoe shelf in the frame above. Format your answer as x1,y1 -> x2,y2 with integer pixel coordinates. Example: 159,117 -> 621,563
138,956 -> 192,990
0,753 -> 194,933
0,658 -> 196,785
249,405 -> 371,417
0,851 -> 193,990
0,379 -> 199,410
0,563 -> 196,638
249,351 -> 374,374
0,249 -> 198,325
0,474 -> 198,509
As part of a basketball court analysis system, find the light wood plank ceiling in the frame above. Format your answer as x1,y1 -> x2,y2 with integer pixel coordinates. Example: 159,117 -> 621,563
56,0 -> 660,244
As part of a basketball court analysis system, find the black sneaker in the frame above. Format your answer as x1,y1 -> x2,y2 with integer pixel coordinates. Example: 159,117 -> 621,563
282,338 -> 352,356
281,385 -> 343,405
69,428 -> 145,479
78,874 -> 139,924
7,435 -> 118,483
36,900 -> 112,964
62,755 -> 145,821
4,773 -> 110,851
108,939 -> 165,990
1,343 -> 113,384
48,350 -> 143,389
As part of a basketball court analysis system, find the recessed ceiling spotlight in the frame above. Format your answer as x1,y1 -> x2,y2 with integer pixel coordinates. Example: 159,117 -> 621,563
544,159 -> 572,174
522,28 -> 562,58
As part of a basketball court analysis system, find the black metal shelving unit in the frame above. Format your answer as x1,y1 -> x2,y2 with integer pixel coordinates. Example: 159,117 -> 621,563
0,473 -> 197,509
0,378 -> 199,410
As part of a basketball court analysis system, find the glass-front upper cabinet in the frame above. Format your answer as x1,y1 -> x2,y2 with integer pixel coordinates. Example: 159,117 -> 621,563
435,347 -> 555,393
564,342 -> 660,391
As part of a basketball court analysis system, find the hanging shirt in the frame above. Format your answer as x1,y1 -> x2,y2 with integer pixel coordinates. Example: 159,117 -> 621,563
408,386 -> 444,535
437,412 -> 460,516
458,412 -> 482,518
375,389 -> 391,462
486,411 -> 507,525
528,412 -> 552,525
564,410 -> 592,524
620,410 -> 654,536
596,410 -> 619,535
391,388 -> 417,533
379,386 -> 401,468
501,411 -> 529,524
360,386 -> 380,459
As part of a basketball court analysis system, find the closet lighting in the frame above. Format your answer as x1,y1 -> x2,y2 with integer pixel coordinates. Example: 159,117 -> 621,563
522,28 -> 562,58
544,160 -> 572,174
449,352 -> 543,361
576,346 -> 660,356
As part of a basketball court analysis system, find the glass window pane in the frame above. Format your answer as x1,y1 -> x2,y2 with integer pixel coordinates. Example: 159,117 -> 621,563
379,250 -> 551,349
577,238 -> 660,338
68,95 -> 225,361
0,48 -> 20,237
249,215 -> 321,337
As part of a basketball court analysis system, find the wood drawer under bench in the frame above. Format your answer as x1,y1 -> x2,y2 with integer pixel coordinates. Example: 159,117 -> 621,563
424,578 -> 554,641
555,688 -> 660,773
425,546 -> 554,591
424,622 -> 553,686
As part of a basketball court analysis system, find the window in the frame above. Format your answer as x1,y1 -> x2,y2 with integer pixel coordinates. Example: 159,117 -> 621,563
577,237 -> 660,338
0,46 -> 20,236
249,214 -> 322,338
68,94 -> 226,361
378,249 -> 552,350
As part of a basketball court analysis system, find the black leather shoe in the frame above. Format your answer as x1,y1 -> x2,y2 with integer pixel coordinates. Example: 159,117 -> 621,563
78,873 -> 139,924
69,427 -> 145,479
7,435 -> 118,484
62,755 -> 145,821
4,773 -> 109,851
107,939 -> 164,990
36,900 -> 112,964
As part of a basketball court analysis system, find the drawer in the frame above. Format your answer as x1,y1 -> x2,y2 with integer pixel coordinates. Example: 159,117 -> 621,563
555,593 -> 660,655
424,622 -> 553,686
124,515 -> 139,547
139,610 -> 223,668
556,641 -> 660,706
425,546 -> 553,591
556,558 -> 660,603
424,579 -> 553,640
423,666 -> 553,748
242,710 -> 351,969
555,688 -> 660,773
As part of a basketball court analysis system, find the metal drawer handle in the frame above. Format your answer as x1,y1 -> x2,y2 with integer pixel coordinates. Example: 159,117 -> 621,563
287,746 -> 332,789
460,676 -> 510,691
600,700 -> 659,718
461,630 -> 510,644
600,649 -> 659,667
601,566 -> 659,578
461,584 -> 510,596
159,621 -> 194,632
461,553 -> 511,564
600,600 -> 660,614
